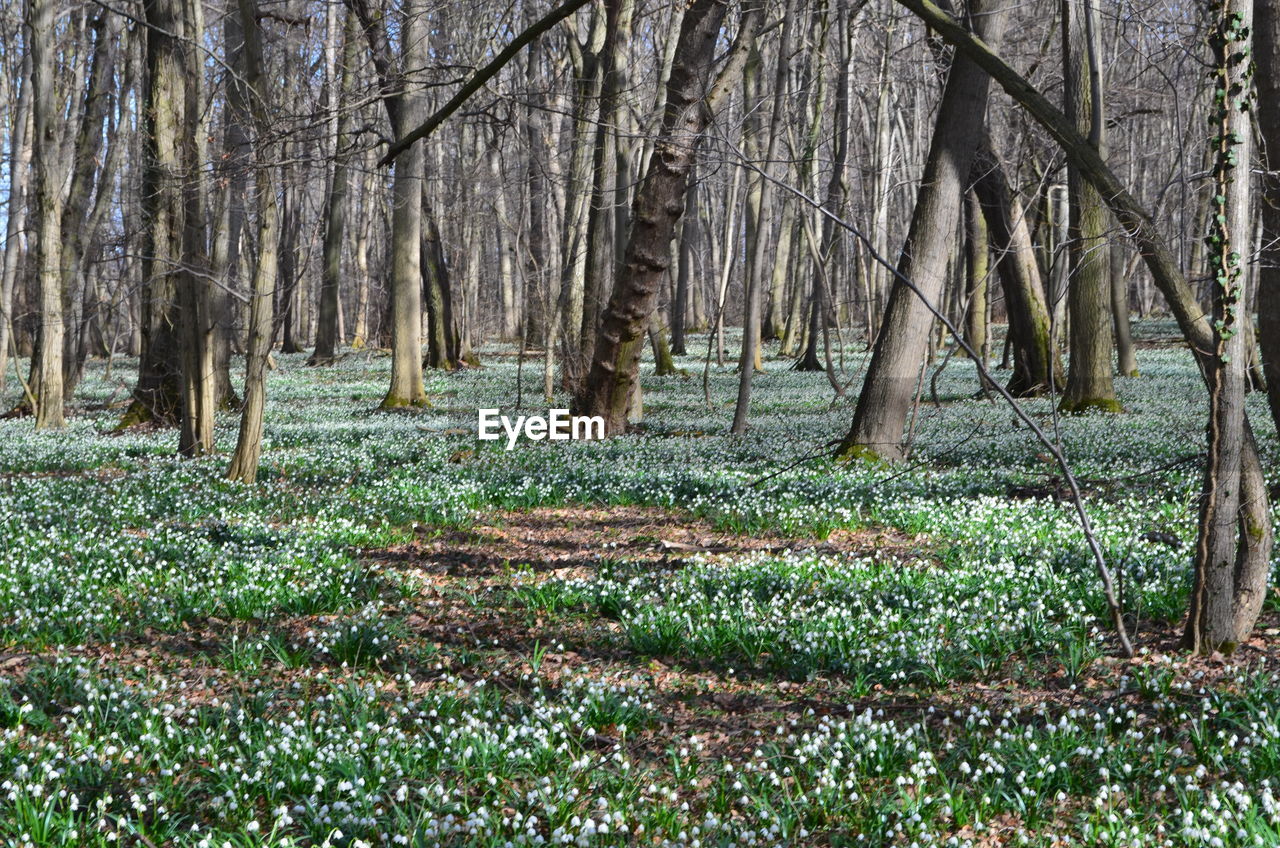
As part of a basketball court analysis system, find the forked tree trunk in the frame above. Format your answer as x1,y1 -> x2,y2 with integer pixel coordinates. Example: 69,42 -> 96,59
58,14 -> 118,400
575,0 -> 625,381
556,6 -> 608,380
797,4 -> 848,373
837,0 -> 1006,462
573,0 -> 755,435
970,137 -> 1061,396
349,0 -> 429,408
781,0 -> 831,358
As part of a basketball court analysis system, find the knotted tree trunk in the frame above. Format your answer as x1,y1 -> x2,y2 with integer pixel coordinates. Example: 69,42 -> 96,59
572,0 -> 756,435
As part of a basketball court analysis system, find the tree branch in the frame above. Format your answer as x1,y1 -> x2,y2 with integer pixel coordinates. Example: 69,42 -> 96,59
378,0 -> 594,166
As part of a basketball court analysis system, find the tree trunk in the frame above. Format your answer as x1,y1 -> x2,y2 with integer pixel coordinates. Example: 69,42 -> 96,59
1059,0 -> 1119,413
57,13 -> 118,400
962,188 -> 988,360
226,0 -> 279,483
310,6 -> 359,366
422,196 -> 458,370
175,0 -> 215,457
349,0 -> 429,408
780,1 -> 831,358
649,316 -> 680,376
348,0 -> 427,407
523,26 -> 549,349
0,46 -> 33,402
119,0 -> 187,430
837,0 -> 1006,462
573,0 -> 755,435
733,0 -> 792,433
217,0 -> 253,394
29,0 -> 65,428
1184,0 -> 1271,654
556,7 -> 608,382
670,174 -> 697,355
490,141 -> 521,341
797,4 -> 848,373
352,159 -> 376,349
574,0 -> 625,382
970,138 -> 1061,396
1111,236 -> 1139,377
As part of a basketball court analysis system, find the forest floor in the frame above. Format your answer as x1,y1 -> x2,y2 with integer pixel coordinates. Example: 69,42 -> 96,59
2,323 -> 1280,847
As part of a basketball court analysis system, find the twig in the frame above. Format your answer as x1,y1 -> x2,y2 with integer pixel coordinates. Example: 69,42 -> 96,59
380,0 -> 594,165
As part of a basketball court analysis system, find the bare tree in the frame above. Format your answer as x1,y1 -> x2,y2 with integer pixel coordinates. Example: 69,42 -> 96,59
1059,0 -> 1119,413
1183,0 -> 1269,653
894,0 -> 1272,654
572,0 -> 758,435
309,5 -> 359,367
837,0 -> 1007,462
348,0 -> 430,408
27,0 -> 63,428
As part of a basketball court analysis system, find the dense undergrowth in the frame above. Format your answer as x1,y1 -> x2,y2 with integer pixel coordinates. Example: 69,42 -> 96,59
1,323 -> 1279,846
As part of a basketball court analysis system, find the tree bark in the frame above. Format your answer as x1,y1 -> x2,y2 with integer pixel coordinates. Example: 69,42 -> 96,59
348,0 -> 429,408
422,196 -> 458,370
962,189 -> 989,360
1059,0 -> 1119,413
57,13 -> 119,400
0,46 -> 33,402
310,6 -> 359,366
733,0 -> 792,433
670,174 -> 697,355
1184,0 -> 1270,654
837,0 -> 1006,461
175,0 -> 215,457
120,0 -> 190,430
1111,236 -> 1139,377
797,3 -> 848,373
575,0 -> 625,381
970,138 -> 1061,396
572,0 -> 755,435
29,0 -> 65,429
227,0 -> 279,483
